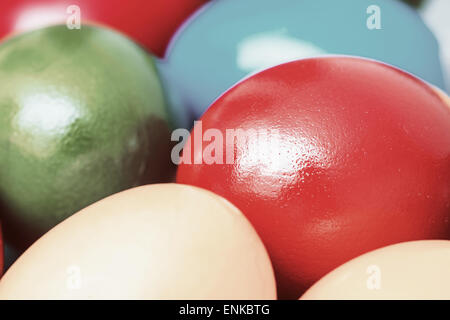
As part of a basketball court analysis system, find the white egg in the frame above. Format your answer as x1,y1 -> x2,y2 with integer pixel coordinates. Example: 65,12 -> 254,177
301,240 -> 450,300
0,184 -> 277,299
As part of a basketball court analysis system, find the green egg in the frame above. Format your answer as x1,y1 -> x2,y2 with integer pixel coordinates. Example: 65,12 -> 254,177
0,25 -> 174,248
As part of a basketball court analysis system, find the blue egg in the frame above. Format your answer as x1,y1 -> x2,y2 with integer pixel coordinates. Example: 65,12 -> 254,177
157,0 -> 446,128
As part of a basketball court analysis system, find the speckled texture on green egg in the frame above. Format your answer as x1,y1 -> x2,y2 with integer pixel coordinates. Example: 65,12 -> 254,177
0,25 -> 174,249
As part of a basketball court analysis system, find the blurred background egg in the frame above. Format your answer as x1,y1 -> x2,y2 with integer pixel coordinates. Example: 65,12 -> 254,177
0,0 -> 207,57
300,240 -> 450,300
421,0 -> 450,92
0,184 -> 276,299
158,0 -> 446,128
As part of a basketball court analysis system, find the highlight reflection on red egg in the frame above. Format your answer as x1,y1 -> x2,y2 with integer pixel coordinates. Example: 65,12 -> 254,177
177,57 -> 450,299
0,0 -> 207,56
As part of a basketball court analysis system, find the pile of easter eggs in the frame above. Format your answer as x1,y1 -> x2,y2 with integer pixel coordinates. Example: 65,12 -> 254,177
0,0 -> 449,300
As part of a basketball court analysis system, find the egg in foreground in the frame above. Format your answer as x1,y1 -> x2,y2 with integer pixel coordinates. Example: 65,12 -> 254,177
177,57 -> 450,299
0,184 -> 276,299
300,240 -> 450,300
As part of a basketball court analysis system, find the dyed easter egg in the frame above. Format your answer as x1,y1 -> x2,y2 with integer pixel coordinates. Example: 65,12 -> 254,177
158,0 -> 445,128
177,57 -> 450,298
0,0 -> 207,56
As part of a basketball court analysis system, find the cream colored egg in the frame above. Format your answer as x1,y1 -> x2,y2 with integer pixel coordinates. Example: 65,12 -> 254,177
300,240 -> 450,300
433,86 -> 450,109
0,184 -> 276,299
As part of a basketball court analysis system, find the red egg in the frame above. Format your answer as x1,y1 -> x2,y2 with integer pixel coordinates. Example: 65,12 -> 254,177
177,57 -> 450,299
0,0 -> 206,56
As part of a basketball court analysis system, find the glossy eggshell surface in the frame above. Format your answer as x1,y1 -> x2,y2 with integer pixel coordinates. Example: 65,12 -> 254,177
157,0 -> 445,128
0,184 -> 276,299
301,240 -> 450,300
176,57 -> 450,299
0,0 -> 207,57
0,25 -> 173,249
